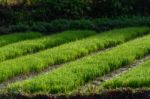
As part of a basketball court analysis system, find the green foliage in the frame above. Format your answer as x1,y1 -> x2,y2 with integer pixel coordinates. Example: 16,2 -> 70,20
32,0 -> 90,18
102,59 -> 150,88
0,27 -> 147,86
9,24 -> 29,33
7,31 -> 150,94
1,0 -> 150,24
0,32 -> 42,47
27,17 -> 150,33
1,17 -> 150,34
0,30 -> 96,62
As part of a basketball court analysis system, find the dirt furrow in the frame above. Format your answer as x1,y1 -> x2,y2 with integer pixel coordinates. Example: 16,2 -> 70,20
74,54 -> 150,94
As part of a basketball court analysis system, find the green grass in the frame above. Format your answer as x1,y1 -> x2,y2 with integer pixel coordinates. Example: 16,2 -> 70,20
0,30 -> 96,62
0,32 -> 42,47
6,33 -> 150,94
0,27 -> 148,84
102,59 -> 150,89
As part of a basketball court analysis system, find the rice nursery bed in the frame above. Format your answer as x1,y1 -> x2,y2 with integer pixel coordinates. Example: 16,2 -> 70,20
0,27 -> 150,99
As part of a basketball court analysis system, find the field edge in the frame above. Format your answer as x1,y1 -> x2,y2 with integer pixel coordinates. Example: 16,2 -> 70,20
0,88 -> 150,99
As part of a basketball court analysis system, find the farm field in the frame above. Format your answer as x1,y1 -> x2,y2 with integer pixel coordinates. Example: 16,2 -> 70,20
1,0 -> 150,99
0,27 -> 150,99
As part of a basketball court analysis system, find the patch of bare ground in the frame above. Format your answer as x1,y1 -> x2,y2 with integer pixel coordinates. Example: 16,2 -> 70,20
0,89 -> 150,99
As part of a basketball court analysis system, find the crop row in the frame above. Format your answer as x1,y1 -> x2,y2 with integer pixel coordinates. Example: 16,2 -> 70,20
0,32 -> 42,47
0,27 -> 148,84
6,33 -> 150,94
0,30 -> 96,62
102,58 -> 150,89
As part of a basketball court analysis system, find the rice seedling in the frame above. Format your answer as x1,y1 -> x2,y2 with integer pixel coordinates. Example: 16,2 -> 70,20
0,32 -> 42,47
0,30 -> 96,62
6,30 -> 150,94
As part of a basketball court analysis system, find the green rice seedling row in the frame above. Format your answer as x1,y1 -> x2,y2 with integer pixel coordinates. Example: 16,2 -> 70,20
6,32 -> 150,94
102,58 -> 150,89
75,54 -> 150,94
0,30 -> 96,62
0,27 -> 148,83
0,32 -> 42,47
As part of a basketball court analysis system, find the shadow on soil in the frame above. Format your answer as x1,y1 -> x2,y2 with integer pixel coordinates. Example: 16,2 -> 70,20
0,89 -> 150,99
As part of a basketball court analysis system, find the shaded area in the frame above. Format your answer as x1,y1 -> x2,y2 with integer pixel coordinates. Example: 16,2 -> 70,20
0,89 -> 150,99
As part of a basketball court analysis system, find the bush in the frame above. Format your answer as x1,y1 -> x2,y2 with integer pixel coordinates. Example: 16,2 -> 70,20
0,27 -> 10,34
90,0 -> 150,17
9,24 -> 29,32
0,16 -> 150,35
1,0 -> 150,24
31,0 -> 90,19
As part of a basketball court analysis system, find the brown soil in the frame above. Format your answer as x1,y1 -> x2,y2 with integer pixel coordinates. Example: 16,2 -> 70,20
0,89 -> 150,99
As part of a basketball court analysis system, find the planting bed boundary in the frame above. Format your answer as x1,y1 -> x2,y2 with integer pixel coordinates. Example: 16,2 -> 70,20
0,89 -> 150,99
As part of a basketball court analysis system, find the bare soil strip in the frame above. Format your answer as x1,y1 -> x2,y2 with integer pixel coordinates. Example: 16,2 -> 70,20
0,47 -> 114,90
73,54 -> 150,94
1,89 -> 150,99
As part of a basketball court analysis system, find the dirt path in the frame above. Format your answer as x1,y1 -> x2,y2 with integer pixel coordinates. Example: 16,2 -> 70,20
73,54 -> 150,94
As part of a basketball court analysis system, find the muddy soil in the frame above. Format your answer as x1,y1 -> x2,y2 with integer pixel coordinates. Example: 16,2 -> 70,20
0,89 -> 150,99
